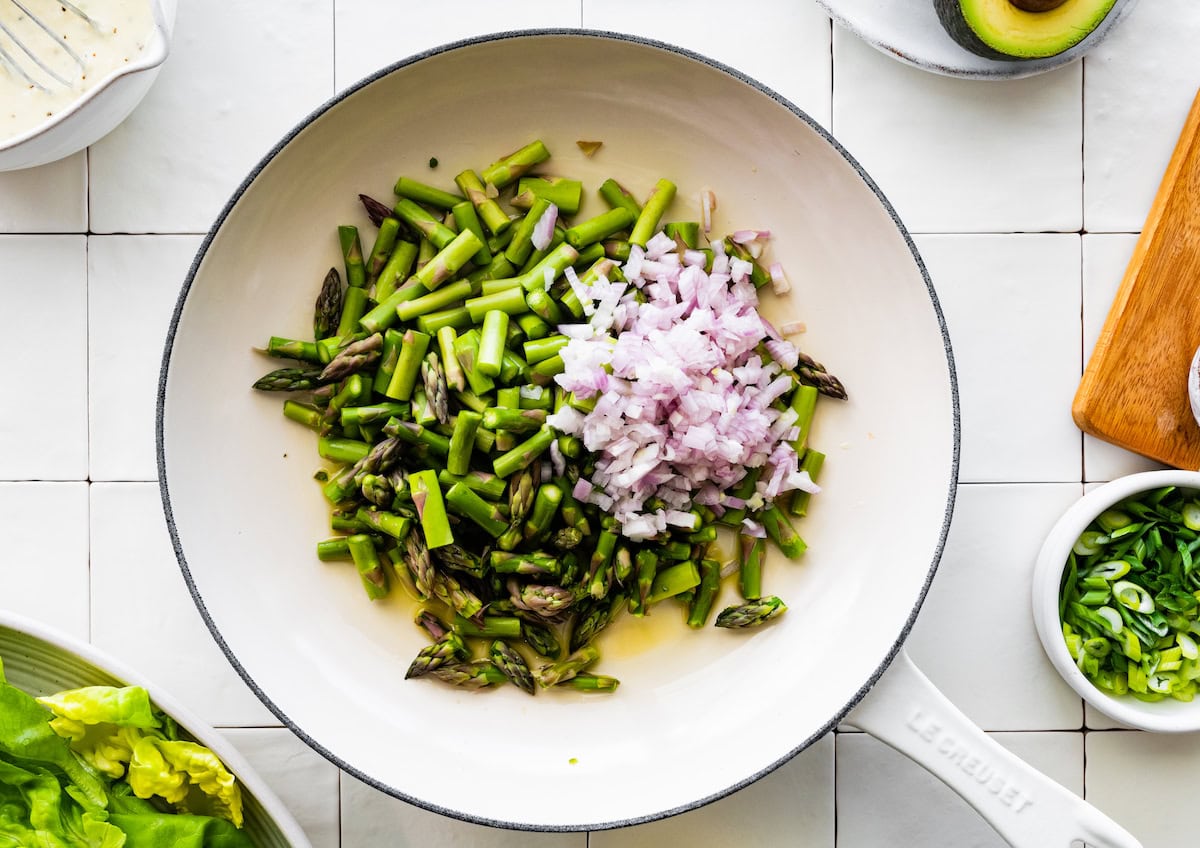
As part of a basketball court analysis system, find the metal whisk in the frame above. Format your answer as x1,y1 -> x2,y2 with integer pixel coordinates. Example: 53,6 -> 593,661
0,0 -> 95,90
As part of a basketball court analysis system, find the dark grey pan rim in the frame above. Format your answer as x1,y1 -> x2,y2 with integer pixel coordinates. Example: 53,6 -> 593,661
156,27 -> 961,834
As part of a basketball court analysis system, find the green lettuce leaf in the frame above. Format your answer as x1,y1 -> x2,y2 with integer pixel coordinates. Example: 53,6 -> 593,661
107,813 -> 253,848
37,688 -> 160,738
0,679 -> 107,810
127,739 -> 243,828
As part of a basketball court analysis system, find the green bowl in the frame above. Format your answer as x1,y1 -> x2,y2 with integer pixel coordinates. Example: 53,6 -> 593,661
0,610 -> 310,848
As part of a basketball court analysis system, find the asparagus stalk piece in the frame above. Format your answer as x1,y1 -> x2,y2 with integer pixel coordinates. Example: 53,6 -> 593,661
522,620 -> 561,660
358,194 -> 393,228
430,661 -> 506,689
687,559 -> 722,628
760,504 -> 807,559
476,310 -> 509,378
598,178 -> 641,218
365,218 -> 401,282
789,449 -> 826,518
630,179 -> 677,248
402,531 -> 435,598
338,225 -> 366,288
433,544 -> 485,579
511,581 -> 574,618
265,336 -> 322,363
739,534 -> 766,600
537,645 -> 599,687
646,560 -> 702,605
437,327 -> 467,392
489,551 -> 560,577
714,596 -> 788,628
405,632 -> 467,679
313,267 -> 343,340
385,329 -> 432,401
319,332 -> 383,382
482,140 -> 550,189
796,351 -> 848,401
409,469 -> 454,548
559,673 -> 619,693
431,571 -> 484,620
505,198 -> 552,266
490,640 -> 536,694
414,229 -> 482,291
451,200 -> 493,265
420,352 -> 449,425
375,241 -> 420,302
253,367 -> 323,392
455,614 -> 522,639
565,207 -> 635,249
394,176 -> 463,210
445,482 -> 506,537
455,169 -> 511,235
513,176 -> 582,216
492,427 -> 555,478
392,198 -> 457,249
347,534 -> 389,600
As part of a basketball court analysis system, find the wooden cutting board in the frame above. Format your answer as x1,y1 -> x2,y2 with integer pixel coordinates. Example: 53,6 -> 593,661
1074,87 -> 1200,470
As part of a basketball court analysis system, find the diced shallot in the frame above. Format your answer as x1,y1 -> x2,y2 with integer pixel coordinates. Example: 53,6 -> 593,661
769,261 -> 790,294
551,231 -> 816,538
531,203 -> 558,251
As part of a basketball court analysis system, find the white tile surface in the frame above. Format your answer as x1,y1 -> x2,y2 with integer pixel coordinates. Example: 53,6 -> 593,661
88,0 -> 335,233
0,483 -> 90,640
221,728 -> 341,848
89,235 -> 201,481
832,27 -> 1082,234
907,483 -> 1084,730
582,0 -> 833,129
0,153 -> 87,232
0,235 -> 88,480
1084,0 -> 1200,232
836,732 -> 1083,848
89,482 -> 275,726
590,735 -> 833,848
1085,730 -> 1199,847
915,234 -> 1082,483
340,775 -> 586,847
4,3 -> 1190,845
1081,233 -> 1169,481
335,0 -> 582,89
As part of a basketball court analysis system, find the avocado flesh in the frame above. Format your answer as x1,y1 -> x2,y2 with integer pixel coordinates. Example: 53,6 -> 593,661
940,0 -> 1119,59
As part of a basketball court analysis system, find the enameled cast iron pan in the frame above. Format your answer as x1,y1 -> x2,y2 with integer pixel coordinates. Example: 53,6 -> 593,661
158,31 -> 1140,847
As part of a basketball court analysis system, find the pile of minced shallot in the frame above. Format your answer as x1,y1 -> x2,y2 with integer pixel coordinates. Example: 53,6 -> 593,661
546,230 -> 820,541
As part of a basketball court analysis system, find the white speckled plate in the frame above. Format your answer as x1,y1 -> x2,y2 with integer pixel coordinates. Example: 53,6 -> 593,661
818,0 -> 1140,79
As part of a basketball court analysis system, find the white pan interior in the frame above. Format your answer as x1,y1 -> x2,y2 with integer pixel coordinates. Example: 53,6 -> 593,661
159,31 -> 958,830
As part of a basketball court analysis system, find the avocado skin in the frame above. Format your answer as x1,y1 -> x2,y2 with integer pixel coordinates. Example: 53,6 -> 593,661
934,0 -> 1025,60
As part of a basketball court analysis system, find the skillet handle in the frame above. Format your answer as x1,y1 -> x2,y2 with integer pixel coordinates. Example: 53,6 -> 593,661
844,650 -> 1141,848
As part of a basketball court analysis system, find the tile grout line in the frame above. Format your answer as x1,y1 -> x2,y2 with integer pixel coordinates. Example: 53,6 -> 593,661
84,231 -> 92,645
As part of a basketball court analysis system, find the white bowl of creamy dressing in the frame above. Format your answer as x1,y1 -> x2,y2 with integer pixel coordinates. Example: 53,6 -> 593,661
0,0 -> 174,171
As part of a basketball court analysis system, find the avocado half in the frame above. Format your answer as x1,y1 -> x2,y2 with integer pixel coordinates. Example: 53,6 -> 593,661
935,0 -> 1119,60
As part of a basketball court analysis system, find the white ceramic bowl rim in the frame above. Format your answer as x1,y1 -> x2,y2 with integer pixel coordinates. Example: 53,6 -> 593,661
155,28 -> 961,831
0,0 -> 171,153
1033,469 -> 1200,732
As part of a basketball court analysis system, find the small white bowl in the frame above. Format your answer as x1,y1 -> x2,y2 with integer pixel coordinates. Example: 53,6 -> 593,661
0,0 -> 175,172
1033,469 -> 1200,732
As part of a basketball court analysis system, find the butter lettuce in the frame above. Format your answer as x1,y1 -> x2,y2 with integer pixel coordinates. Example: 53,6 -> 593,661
0,663 -> 252,847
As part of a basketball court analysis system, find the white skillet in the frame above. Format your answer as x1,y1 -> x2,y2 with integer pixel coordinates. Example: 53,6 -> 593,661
158,30 -> 1140,846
